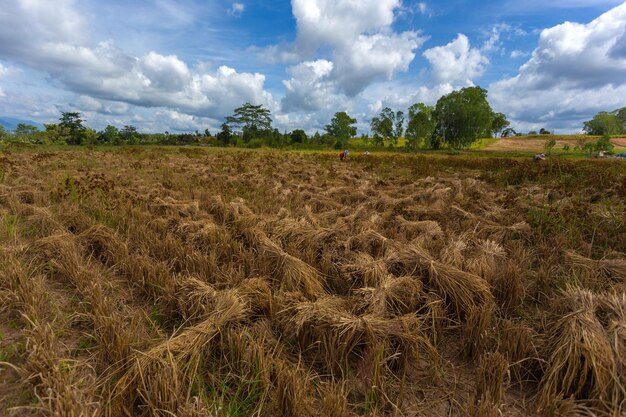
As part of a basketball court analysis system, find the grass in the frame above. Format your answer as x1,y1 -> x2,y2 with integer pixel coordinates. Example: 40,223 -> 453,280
0,146 -> 624,416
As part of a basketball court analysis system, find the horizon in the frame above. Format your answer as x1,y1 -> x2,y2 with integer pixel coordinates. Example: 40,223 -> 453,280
1,0 -> 626,135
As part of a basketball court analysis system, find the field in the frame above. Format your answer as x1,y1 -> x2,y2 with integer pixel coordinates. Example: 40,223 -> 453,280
1,147 -> 625,416
483,136 -> 626,152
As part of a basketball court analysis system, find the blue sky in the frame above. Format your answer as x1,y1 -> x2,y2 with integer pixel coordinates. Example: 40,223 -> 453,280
1,0 -> 626,134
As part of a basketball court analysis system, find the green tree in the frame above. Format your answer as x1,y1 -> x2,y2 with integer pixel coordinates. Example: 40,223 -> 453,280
0,125 -> 7,141
370,107 -> 404,147
14,123 -> 40,137
544,138 -> 556,154
43,123 -> 70,144
226,103 -> 272,142
501,127 -> 517,137
99,125 -> 119,144
615,107 -> 626,132
406,103 -> 435,150
583,112 -> 621,135
217,123 -> 232,146
325,112 -> 357,147
290,129 -> 307,144
59,112 -> 86,145
491,112 -> 510,138
120,125 -> 139,144
433,86 -> 494,149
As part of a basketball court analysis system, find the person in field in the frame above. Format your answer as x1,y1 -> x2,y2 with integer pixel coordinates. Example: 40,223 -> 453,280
533,153 -> 546,163
339,150 -> 349,161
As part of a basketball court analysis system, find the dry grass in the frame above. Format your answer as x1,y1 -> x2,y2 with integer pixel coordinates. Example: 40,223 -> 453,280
0,147 -> 624,416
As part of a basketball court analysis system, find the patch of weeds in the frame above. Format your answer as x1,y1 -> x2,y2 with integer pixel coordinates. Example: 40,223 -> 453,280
3,211 -> 19,240
207,374 -> 263,417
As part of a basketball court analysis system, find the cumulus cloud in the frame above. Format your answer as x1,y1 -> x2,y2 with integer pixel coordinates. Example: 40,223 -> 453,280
273,0 -> 426,112
0,0 -> 275,120
489,2 -> 626,131
423,34 -> 489,85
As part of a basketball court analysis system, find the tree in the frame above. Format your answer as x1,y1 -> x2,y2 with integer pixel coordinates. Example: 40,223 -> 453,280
544,138 -> 556,154
433,86 -> 494,149
539,128 -> 551,135
14,123 -> 40,137
491,112 -> 510,138
217,123 -> 232,146
226,103 -> 272,142
583,112 -> 621,135
325,112 -> 357,146
204,129 -> 212,137
501,127 -> 518,137
290,129 -> 307,144
405,103 -> 435,150
120,125 -> 138,144
0,125 -> 7,141
99,125 -> 119,144
59,112 -> 86,145
370,107 -> 404,147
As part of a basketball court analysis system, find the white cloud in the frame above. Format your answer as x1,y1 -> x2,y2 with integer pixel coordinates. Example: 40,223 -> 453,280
510,50 -> 529,58
266,0 -> 427,115
0,0 -> 276,121
418,2 -> 429,14
228,3 -> 245,17
282,59 -> 340,112
0,63 -> 7,78
423,34 -> 489,85
490,2 -> 626,132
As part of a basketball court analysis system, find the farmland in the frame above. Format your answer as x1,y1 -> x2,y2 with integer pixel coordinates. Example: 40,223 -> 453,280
1,147 -> 625,416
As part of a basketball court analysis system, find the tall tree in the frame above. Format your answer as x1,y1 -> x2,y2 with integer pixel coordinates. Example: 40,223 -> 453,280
371,107 -> 404,147
14,123 -> 40,137
59,111 -> 86,145
491,112 -> 510,138
226,103 -> 272,132
433,86 -> 494,149
583,111 -> 622,135
325,112 -> 357,145
217,123 -> 232,146
290,129 -> 307,144
99,125 -> 119,144
120,125 -> 139,143
405,103 -> 435,150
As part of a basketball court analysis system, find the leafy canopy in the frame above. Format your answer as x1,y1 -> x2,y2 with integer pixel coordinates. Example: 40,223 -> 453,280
325,112 -> 357,142
226,103 -> 272,132
370,107 -> 404,147
433,86 -> 494,149
405,103 -> 435,150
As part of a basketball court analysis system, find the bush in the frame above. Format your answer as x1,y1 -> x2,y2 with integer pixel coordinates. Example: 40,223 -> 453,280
594,134 -> 614,153
246,138 -> 265,148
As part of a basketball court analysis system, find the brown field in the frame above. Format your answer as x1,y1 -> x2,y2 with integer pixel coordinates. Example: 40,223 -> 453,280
1,147 -> 625,416
485,137 -> 626,151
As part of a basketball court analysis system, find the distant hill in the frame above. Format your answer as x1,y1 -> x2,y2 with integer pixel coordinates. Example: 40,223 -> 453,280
0,116 -> 45,131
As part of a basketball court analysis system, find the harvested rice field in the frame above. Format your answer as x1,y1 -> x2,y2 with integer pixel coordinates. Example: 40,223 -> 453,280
1,147 -> 625,417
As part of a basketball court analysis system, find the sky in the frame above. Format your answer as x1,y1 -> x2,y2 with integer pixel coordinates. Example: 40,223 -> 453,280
1,0 -> 626,134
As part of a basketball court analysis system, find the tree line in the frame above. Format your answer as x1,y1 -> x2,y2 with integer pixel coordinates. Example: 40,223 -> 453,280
0,86 -> 531,150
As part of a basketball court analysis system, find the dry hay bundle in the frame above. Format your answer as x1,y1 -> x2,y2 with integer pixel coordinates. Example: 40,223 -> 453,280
346,229 -> 391,258
597,292 -> 626,413
464,239 -> 506,280
477,221 -> 531,242
109,294 -> 247,417
277,295 -> 423,375
238,276 -> 273,317
497,319 -> 540,384
202,194 -> 254,225
78,224 -> 129,267
566,250 -> 626,282
176,218 -> 226,248
440,237 -> 468,269
351,275 -> 423,317
22,320 -> 101,417
393,215 -> 444,241
340,252 -> 389,288
151,196 -> 199,217
245,228 -> 326,298
469,352 -> 510,417
385,243 -> 494,320
269,217 -> 337,262
21,206 -> 64,238
539,288 -> 619,413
